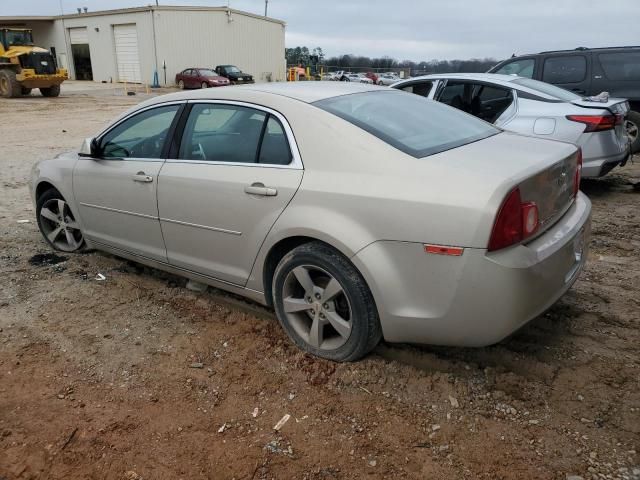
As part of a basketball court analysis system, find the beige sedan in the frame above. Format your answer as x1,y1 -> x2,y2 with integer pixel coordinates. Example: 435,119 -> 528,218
30,83 -> 591,361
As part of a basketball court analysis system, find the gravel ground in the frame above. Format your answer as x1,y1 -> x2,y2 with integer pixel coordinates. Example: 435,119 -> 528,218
0,84 -> 639,480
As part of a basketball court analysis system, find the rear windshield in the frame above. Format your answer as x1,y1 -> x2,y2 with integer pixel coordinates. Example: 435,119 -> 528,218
314,91 -> 499,158
512,78 -> 581,102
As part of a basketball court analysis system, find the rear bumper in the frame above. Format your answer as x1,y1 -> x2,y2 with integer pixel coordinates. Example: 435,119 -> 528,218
580,131 -> 631,178
352,192 -> 592,347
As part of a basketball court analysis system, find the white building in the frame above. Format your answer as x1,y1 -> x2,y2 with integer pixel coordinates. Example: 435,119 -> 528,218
0,6 -> 286,85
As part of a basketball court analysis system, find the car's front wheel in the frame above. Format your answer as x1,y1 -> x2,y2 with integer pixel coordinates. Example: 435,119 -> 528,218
201,81 -> 209,89
272,242 -> 381,362
36,189 -> 85,252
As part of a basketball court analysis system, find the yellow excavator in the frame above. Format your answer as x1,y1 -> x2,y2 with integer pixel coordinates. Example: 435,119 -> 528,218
0,28 -> 68,97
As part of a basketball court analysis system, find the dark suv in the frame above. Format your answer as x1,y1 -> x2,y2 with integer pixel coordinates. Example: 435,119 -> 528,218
489,46 -> 640,153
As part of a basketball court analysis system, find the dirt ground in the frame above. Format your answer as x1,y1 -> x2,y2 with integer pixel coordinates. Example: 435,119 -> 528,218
0,83 -> 638,480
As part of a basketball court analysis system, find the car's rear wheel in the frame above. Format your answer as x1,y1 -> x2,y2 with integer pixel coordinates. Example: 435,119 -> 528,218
36,189 -> 85,252
272,242 -> 381,362
201,81 -> 209,89
625,110 -> 640,154
178,79 -> 185,89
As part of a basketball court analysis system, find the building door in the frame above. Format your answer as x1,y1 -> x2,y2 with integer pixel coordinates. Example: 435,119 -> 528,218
113,24 -> 142,83
69,27 -> 92,80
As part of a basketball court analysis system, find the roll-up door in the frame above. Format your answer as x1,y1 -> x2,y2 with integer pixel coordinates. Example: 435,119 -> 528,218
113,24 -> 142,83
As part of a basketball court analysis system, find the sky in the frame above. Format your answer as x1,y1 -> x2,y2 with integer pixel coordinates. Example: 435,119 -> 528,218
3,0 -> 639,61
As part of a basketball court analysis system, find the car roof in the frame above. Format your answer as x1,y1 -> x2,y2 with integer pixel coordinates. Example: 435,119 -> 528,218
143,81 -> 388,106
405,73 -> 519,84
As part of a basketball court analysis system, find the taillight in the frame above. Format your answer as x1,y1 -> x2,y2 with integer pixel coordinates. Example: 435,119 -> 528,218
573,148 -> 582,197
488,188 -> 540,252
566,114 -> 616,132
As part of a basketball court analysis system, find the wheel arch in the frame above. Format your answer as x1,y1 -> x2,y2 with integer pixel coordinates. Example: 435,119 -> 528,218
35,180 -> 61,201
258,233 -> 376,309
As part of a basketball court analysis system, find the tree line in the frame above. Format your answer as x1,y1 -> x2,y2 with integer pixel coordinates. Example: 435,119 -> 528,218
285,46 -> 500,74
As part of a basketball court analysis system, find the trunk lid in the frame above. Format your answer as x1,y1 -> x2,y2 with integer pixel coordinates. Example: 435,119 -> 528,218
518,149 -> 580,236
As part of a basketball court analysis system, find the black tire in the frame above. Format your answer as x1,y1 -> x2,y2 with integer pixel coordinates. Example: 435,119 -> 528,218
272,241 -> 381,362
178,79 -> 185,89
626,110 -> 640,154
201,81 -> 209,89
21,87 -> 32,95
36,189 -> 85,252
40,84 -> 61,97
0,69 -> 20,98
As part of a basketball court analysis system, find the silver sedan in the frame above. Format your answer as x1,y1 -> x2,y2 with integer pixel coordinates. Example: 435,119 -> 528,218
30,82 -> 591,361
392,73 -> 632,177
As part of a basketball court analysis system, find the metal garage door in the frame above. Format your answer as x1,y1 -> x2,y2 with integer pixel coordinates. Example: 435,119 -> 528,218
113,24 -> 142,83
69,27 -> 88,44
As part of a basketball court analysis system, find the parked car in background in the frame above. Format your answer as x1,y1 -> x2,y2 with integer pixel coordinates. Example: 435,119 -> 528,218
356,73 -> 374,84
31,82 -> 590,362
377,73 -> 400,85
175,68 -> 230,89
214,65 -> 255,84
340,73 -> 373,84
488,46 -> 640,153
393,73 -> 631,177
364,72 -> 378,83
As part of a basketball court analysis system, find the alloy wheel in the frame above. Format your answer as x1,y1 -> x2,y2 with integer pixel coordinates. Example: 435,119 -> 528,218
281,265 -> 352,350
625,119 -> 638,144
39,198 -> 84,252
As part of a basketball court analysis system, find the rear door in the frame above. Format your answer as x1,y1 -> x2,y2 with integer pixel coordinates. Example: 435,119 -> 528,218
157,101 -> 303,286
541,53 -> 591,96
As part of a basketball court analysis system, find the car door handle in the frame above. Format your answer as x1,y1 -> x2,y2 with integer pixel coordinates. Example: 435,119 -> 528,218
132,172 -> 153,183
244,182 -> 277,196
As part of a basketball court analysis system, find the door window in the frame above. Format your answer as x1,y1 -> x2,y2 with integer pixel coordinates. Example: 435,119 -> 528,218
179,104 -> 292,165
100,105 -> 180,159
400,81 -> 433,97
494,58 -> 535,78
258,117 -> 292,165
542,56 -> 587,83
598,52 -> 640,81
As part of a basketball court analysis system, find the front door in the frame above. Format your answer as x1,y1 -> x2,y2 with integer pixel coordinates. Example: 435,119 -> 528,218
157,102 -> 303,286
73,103 -> 182,261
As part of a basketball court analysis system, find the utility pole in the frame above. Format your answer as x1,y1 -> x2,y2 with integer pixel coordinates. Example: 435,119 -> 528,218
264,0 -> 268,17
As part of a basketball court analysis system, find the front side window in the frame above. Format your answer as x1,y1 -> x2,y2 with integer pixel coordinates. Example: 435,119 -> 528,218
314,91 -> 499,158
178,104 -> 292,165
495,58 -> 535,78
598,52 -> 640,81
198,69 -> 217,77
100,105 -> 180,159
400,81 -> 433,97
542,55 -> 587,84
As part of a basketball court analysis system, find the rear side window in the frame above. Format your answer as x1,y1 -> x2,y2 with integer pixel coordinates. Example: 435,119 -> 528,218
400,81 -> 433,97
512,78 -> 581,101
598,52 -> 640,81
542,55 -> 587,83
494,58 -> 535,78
314,91 -> 499,158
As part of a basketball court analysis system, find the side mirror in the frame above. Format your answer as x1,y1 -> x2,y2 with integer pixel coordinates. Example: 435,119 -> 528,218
78,137 -> 101,158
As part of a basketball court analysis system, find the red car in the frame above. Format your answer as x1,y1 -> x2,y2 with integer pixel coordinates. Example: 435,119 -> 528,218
175,68 -> 230,89
365,72 -> 379,83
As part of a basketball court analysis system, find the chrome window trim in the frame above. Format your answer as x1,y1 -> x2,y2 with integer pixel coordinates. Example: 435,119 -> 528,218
165,99 -> 303,170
